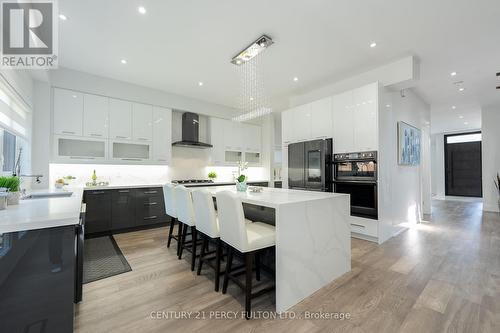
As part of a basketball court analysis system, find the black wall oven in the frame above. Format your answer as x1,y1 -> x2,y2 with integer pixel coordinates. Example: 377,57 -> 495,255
334,151 -> 378,220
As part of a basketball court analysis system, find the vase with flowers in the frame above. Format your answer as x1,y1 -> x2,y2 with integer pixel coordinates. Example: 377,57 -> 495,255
236,161 -> 249,192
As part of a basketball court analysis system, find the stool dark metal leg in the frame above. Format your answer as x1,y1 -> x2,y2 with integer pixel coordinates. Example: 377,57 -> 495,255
245,252 -> 254,320
178,223 -> 188,259
176,220 -> 182,256
214,238 -> 222,292
222,247 -> 233,294
197,235 -> 208,275
167,218 -> 176,248
191,227 -> 197,271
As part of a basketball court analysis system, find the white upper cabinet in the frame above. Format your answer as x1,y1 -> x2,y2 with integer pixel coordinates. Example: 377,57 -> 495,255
109,98 -> 132,140
209,118 -> 225,165
281,109 -> 294,144
244,124 -> 261,152
53,88 -> 84,136
152,106 -> 172,163
132,103 -> 153,141
353,83 -> 378,151
293,104 -> 312,141
223,120 -> 243,151
310,97 -> 333,139
83,94 -> 109,138
332,90 -> 355,153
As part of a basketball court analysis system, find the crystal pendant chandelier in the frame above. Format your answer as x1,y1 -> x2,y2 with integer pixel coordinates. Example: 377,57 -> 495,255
231,35 -> 273,122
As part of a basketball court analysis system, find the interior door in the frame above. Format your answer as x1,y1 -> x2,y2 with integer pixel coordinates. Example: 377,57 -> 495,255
288,142 -> 305,189
445,134 -> 482,197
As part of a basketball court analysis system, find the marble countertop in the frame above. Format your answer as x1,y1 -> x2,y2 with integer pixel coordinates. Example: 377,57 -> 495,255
191,186 -> 349,209
0,188 -> 84,234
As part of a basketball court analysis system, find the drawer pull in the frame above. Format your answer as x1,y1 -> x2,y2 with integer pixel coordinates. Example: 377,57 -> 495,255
351,223 -> 366,229
144,190 -> 157,194
70,156 -> 95,160
144,202 -> 157,206
137,137 -> 149,141
118,190 -> 129,193
144,216 -> 157,220
62,131 -> 75,134
121,158 -> 142,161
90,133 -> 102,137
90,191 -> 106,195
116,136 -> 128,139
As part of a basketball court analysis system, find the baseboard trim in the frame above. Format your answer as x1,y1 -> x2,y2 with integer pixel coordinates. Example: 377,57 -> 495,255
351,232 -> 378,243
483,204 -> 499,213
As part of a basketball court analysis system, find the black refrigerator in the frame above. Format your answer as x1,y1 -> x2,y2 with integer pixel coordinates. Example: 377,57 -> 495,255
288,138 -> 333,192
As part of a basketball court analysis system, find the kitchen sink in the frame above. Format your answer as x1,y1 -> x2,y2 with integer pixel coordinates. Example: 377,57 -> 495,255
22,192 -> 74,200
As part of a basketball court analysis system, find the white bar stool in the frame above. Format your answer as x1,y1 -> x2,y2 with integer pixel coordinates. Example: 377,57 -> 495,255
175,185 -> 199,271
163,184 -> 180,254
216,190 -> 276,319
191,189 -> 224,291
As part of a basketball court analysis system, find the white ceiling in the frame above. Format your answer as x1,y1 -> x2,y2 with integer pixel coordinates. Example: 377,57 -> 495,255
57,0 -> 500,133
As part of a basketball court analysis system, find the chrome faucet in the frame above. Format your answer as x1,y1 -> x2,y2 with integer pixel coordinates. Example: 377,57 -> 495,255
13,148 -> 43,183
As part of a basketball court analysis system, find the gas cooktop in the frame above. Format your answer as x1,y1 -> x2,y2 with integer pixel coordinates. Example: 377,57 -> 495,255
171,179 -> 214,185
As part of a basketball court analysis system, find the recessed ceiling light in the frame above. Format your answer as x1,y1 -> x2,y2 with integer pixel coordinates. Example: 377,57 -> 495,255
370,42 -> 377,48
250,97 -> 254,101
459,87 -> 465,92
120,59 -> 127,64
451,105 -> 456,109
425,121 -> 430,125
464,122 -> 469,125
59,14 -> 67,20
138,6 -> 146,14
385,104 -> 391,108
450,71 -> 457,76
459,115 -> 464,119
293,77 -> 299,82
198,81 -> 204,86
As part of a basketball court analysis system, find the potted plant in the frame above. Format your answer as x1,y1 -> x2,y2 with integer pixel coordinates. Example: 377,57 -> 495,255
495,173 -> 500,211
208,171 -> 217,181
0,176 -> 20,205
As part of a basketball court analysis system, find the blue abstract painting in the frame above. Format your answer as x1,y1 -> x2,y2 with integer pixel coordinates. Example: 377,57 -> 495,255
398,121 -> 421,165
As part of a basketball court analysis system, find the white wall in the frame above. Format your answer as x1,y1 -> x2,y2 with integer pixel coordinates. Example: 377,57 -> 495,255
378,88 -> 431,242
431,133 -> 445,199
482,105 -> 500,212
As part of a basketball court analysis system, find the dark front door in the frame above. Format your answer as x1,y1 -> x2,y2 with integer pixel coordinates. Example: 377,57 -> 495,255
445,133 -> 482,197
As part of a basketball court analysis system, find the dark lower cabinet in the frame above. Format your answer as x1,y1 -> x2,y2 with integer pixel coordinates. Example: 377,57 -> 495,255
0,226 -> 76,333
83,187 -> 168,236
135,188 -> 168,226
111,189 -> 136,230
247,181 -> 269,187
84,190 -> 112,234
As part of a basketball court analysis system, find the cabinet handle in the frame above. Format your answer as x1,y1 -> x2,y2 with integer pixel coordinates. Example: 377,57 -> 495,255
137,137 -> 149,141
144,202 -> 157,206
62,131 -> 75,134
118,190 -> 129,193
144,190 -> 157,194
90,191 -> 106,195
351,223 -> 366,229
116,136 -> 128,139
121,158 -> 142,161
70,156 -> 95,160
157,159 -> 167,161
144,216 -> 157,220
90,133 -> 102,137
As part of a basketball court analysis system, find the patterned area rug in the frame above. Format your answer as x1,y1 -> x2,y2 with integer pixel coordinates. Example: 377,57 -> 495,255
83,236 -> 132,284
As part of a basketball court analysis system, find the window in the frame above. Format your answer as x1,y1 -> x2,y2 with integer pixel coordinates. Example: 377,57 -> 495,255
446,133 -> 482,144
2,129 -> 16,172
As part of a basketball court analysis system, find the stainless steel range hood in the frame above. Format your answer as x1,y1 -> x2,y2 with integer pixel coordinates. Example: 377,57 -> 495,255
172,112 -> 213,148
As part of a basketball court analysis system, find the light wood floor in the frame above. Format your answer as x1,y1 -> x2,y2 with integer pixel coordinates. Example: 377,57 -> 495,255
75,199 -> 500,333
